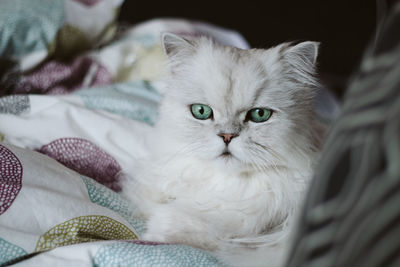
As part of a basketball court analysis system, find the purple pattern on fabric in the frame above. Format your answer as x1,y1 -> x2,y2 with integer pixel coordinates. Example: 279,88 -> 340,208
0,145 -> 23,215
38,138 -> 122,191
14,57 -> 112,95
72,0 -> 102,6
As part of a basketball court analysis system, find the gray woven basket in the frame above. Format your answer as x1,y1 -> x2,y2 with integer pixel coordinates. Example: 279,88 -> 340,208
287,1 -> 400,267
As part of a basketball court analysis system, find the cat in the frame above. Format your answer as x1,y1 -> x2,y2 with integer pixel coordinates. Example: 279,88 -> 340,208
121,32 -> 325,267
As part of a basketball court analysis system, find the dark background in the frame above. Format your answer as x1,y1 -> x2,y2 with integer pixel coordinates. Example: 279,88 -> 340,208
119,1 -> 383,98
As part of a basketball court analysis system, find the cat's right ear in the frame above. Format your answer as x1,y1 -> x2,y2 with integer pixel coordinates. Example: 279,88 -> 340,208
161,33 -> 195,58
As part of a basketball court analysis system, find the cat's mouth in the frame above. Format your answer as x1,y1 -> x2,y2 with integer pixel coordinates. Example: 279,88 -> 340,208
221,151 -> 231,157
220,149 -> 233,158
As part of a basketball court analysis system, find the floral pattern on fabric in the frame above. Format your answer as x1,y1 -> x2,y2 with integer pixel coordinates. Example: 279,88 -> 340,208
14,57 -> 112,95
76,81 -> 161,125
93,241 -> 221,267
35,215 -> 137,252
0,144 -> 23,215
0,95 -> 30,115
0,0 -> 64,58
0,238 -> 27,266
81,176 -> 146,235
38,138 -> 122,191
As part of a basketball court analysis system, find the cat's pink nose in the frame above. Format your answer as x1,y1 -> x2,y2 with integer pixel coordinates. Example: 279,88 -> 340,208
218,133 -> 238,144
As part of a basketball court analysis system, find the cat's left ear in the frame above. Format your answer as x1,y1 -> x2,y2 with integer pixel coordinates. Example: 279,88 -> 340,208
161,32 -> 195,58
283,41 -> 320,71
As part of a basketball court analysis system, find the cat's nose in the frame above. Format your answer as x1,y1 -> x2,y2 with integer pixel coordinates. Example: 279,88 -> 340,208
218,133 -> 238,144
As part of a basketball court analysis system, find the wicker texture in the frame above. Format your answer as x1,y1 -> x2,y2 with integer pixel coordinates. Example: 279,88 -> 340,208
287,1 -> 400,267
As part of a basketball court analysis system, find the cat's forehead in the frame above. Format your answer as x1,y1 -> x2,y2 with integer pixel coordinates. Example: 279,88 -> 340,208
178,45 -> 285,113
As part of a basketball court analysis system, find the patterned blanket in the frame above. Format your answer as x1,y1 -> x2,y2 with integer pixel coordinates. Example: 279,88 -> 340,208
0,143 -> 221,266
0,1 -> 339,266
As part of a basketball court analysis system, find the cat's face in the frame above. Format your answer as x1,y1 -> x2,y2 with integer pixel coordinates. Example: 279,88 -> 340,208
157,34 -> 320,172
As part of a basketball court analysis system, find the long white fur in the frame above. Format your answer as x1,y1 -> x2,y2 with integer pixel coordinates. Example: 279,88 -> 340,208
121,33 -> 324,267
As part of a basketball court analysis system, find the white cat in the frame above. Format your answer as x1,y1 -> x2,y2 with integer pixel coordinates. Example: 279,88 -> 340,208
121,33 -> 325,267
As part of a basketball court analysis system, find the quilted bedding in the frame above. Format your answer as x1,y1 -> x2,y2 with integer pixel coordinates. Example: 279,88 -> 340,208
0,0 -> 339,266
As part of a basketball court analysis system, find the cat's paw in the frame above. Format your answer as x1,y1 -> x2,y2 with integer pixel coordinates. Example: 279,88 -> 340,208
141,213 -> 173,243
143,208 -> 219,250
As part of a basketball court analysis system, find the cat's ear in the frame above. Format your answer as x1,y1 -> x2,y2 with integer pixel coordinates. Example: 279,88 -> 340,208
161,32 -> 195,58
283,41 -> 320,71
287,41 -> 319,64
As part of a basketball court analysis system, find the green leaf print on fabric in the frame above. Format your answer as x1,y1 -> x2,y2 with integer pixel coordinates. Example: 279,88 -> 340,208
93,241 -> 222,267
76,81 -> 161,125
0,238 -> 27,266
81,176 -> 146,235
0,0 -> 64,57
0,95 -> 30,115
51,25 -> 92,59
35,215 -> 137,252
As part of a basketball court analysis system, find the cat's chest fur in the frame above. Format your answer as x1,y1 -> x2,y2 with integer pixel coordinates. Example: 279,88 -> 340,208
134,155 -> 310,240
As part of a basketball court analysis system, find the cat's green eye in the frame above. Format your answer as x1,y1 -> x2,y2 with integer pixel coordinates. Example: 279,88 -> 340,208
190,104 -> 213,120
247,108 -> 272,123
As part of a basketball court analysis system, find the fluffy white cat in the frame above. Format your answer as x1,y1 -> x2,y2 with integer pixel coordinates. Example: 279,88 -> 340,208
121,33 -> 325,267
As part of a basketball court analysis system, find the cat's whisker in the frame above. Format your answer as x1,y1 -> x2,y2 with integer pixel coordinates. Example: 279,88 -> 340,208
246,142 -> 283,175
158,142 -> 202,166
254,141 -> 285,163
134,142 -> 204,186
